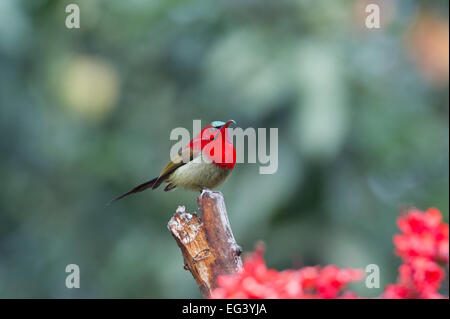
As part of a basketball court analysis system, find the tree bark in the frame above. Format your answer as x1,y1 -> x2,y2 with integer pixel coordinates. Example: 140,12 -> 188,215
167,190 -> 243,298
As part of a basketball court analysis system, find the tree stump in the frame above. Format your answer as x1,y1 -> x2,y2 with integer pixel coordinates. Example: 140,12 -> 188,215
167,190 -> 243,298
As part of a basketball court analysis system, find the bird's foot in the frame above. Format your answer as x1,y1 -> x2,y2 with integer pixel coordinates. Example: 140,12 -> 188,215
234,244 -> 243,257
199,187 -> 212,194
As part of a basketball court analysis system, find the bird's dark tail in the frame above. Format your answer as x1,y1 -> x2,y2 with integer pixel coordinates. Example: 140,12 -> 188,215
109,177 -> 159,204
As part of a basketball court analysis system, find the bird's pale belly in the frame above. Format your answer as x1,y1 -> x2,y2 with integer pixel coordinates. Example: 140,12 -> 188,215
168,160 -> 231,191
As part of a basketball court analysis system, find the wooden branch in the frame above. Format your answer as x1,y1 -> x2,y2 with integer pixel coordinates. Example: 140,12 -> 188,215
167,190 -> 243,298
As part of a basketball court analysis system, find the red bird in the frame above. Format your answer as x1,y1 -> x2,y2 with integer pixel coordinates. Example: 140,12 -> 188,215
111,120 -> 236,202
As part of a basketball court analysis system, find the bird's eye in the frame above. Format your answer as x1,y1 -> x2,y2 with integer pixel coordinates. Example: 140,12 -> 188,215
202,130 -> 216,141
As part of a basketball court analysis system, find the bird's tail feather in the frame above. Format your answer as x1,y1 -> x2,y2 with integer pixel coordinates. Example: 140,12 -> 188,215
109,177 -> 158,204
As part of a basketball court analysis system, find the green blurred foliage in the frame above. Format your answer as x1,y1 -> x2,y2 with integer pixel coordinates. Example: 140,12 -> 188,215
0,0 -> 448,298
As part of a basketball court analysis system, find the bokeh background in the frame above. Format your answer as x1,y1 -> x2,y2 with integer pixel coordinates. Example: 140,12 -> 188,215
0,0 -> 448,298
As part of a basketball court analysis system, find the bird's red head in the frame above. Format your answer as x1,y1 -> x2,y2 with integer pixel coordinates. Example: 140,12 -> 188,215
187,120 -> 236,169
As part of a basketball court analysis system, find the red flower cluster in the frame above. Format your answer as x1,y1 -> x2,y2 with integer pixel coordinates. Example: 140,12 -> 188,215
210,244 -> 364,299
210,208 -> 449,299
383,208 -> 448,299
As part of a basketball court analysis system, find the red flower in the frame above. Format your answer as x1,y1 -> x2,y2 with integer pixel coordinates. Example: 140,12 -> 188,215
210,208 -> 449,299
382,284 -> 411,299
394,208 -> 449,263
210,244 -> 363,299
388,208 -> 449,298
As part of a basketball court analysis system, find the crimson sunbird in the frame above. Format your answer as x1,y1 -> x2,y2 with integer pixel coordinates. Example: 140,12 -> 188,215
111,120 -> 236,202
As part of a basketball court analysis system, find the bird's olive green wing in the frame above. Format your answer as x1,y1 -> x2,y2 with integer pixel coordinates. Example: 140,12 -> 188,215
151,148 -> 200,189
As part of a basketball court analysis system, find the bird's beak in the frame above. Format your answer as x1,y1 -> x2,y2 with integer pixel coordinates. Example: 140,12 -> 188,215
213,120 -> 236,141
223,120 -> 236,128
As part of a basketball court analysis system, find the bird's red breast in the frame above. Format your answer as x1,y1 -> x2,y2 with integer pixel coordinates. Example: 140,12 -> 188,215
186,122 -> 236,169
